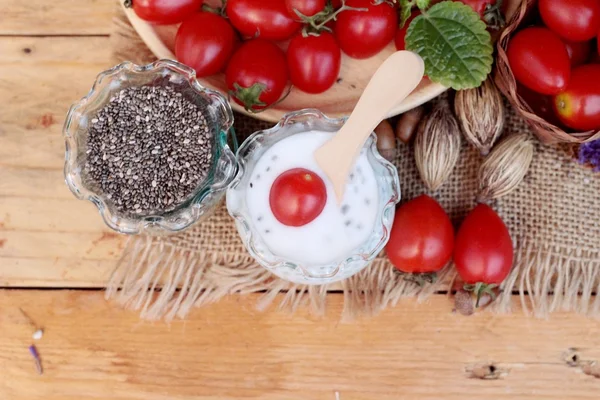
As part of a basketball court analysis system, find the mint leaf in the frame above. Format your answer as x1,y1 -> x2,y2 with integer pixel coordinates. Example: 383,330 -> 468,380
405,1 -> 493,90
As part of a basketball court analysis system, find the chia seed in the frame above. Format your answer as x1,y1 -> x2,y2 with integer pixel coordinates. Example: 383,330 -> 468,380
83,85 -> 213,216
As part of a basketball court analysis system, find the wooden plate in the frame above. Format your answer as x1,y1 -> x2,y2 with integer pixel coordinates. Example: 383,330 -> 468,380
122,2 -> 521,122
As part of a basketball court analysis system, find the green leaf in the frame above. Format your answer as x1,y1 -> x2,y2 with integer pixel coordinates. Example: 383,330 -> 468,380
405,1 -> 493,90
399,0 -> 415,28
415,0 -> 430,10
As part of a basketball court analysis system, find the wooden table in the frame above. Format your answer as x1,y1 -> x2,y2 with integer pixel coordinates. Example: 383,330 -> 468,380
1,1 -> 599,398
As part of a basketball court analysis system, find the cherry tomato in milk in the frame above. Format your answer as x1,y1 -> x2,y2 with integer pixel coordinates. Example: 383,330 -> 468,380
385,195 -> 454,274
553,64 -> 600,131
285,0 -> 327,20
131,0 -> 202,25
335,0 -> 397,59
287,32 -> 341,94
175,13 -> 238,77
226,39 -> 289,112
226,0 -> 301,40
539,0 -> 600,42
269,168 -> 327,227
507,27 -> 570,95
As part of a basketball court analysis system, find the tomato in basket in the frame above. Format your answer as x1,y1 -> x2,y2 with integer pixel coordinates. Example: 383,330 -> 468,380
507,27 -> 570,95
539,0 -> 600,42
553,64 -> 600,131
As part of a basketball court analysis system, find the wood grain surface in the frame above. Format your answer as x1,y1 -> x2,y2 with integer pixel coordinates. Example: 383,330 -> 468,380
1,2 -> 600,398
2,291 -> 600,400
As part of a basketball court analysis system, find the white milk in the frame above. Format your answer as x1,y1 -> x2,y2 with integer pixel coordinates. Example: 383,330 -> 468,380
245,131 -> 379,265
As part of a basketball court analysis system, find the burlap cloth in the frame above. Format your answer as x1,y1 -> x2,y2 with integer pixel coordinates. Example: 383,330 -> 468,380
106,8 -> 600,321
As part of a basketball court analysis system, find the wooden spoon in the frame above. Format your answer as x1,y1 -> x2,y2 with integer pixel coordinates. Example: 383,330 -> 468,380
314,50 -> 425,203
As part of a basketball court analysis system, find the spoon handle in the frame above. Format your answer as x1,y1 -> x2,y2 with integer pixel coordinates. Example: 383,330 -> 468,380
315,51 -> 424,202
333,51 -> 425,156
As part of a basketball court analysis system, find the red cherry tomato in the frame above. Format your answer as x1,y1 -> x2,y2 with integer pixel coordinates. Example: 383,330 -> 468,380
226,39 -> 289,112
334,0 -> 397,59
454,204 -> 513,285
226,0 -> 301,40
385,195 -> 454,274
175,13 -> 237,77
553,64 -> 600,131
287,32 -> 341,94
507,27 -> 570,95
539,0 -> 600,42
131,0 -> 202,25
285,0 -> 326,20
563,40 -> 592,67
269,168 -> 327,227
394,10 -> 420,51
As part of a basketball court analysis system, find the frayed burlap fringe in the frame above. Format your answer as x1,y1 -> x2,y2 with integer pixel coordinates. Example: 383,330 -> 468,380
107,2 -> 600,321
106,232 -> 600,321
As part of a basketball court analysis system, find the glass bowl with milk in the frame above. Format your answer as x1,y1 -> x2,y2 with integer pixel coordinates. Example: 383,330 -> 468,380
226,109 -> 400,285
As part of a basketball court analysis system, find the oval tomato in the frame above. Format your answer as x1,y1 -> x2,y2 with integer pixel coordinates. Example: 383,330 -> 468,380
287,32 -> 341,94
385,195 -> 454,274
285,0 -> 326,20
269,168 -> 327,227
394,10 -> 420,51
226,0 -> 301,40
175,13 -> 237,77
507,27 -> 570,95
539,0 -> 600,42
454,204 -> 513,285
553,64 -> 600,131
226,39 -> 289,112
335,0 -> 397,59
132,0 -> 202,25
563,40 -> 592,67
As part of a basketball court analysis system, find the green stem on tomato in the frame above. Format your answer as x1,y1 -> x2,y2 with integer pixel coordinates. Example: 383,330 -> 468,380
300,0 -> 368,36
464,282 -> 499,307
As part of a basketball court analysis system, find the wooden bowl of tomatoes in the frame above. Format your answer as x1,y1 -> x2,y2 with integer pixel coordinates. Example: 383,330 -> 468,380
495,0 -> 600,144
121,0 -> 450,123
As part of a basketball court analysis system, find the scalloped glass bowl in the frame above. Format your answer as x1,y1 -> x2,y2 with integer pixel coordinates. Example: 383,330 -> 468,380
63,60 -> 238,235
226,109 -> 401,285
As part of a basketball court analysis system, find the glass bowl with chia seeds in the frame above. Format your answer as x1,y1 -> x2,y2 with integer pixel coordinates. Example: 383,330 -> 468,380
226,109 -> 400,285
64,60 -> 238,234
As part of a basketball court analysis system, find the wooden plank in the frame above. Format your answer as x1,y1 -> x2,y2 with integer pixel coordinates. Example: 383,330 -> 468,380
0,231 -> 123,261
0,37 -> 113,170
0,0 -> 114,35
0,258 -> 113,287
1,291 -> 600,400
0,35 -> 126,286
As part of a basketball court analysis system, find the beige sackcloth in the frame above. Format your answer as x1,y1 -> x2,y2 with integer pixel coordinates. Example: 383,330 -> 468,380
106,8 -> 600,321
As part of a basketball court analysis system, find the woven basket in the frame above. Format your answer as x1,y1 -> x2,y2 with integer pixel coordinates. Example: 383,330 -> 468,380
494,0 -> 600,144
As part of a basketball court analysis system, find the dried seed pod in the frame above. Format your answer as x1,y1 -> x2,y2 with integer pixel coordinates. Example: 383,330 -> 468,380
478,133 -> 534,202
454,79 -> 505,155
374,119 -> 396,162
395,105 -> 425,144
414,102 -> 462,191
